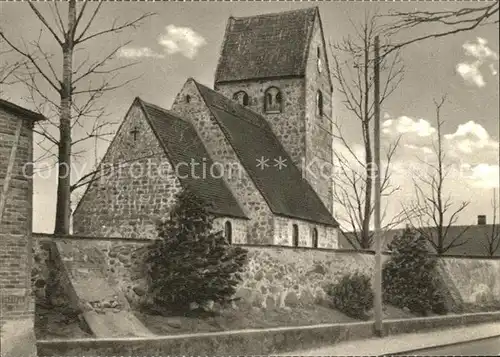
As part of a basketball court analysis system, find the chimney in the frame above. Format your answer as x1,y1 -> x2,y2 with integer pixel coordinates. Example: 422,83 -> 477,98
477,215 -> 486,225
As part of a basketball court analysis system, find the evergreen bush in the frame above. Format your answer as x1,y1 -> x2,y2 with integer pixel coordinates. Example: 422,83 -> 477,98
144,187 -> 248,312
327,271 -> 374,320
383,227 -> 448,315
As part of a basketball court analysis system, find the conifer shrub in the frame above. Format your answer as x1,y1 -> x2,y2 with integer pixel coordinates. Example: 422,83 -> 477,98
326,271 -> 374,320
383,227 -> 448,316
144,187 -> 248,312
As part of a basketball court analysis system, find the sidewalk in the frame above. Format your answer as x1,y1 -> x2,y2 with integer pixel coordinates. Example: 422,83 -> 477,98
279,322 -> 500,356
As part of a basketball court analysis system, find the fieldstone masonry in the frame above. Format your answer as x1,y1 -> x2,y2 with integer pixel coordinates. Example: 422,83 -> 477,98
31,235 -> 500,320
0,100 -> 41,357
171,79 -> 276,244
73,102 -> 183,238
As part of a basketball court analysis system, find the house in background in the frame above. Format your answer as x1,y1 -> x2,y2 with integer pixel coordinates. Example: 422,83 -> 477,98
340,214 -> 500,257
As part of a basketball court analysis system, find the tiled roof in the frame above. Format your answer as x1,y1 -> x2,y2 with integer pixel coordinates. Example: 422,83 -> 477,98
214,7 -> 317,83
138,98 -> 247,220
193,80 -> 338,227
0,99 -> 45,121
340,224 -> 500,257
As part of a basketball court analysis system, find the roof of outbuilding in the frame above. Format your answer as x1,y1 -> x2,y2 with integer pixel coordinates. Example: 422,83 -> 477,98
340,224 -> 500,257
214,7 -> 318,83
0,99 -> 45,121
137,98 -> 248,220
193,80 -> 338,227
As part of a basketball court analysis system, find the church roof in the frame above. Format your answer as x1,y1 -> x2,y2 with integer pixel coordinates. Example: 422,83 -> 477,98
214,7 -> 318,83
137,98 -> 248,220
193,80 -> 338,227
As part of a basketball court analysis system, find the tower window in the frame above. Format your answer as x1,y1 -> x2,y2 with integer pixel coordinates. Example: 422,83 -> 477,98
233,91 -> 249,106
264,86 -> 283,113
186,95 -> 191,103
224,220 -> 232,244
316,90 -> 323,117
312,227 -> 318,248
292,224 -> 299,247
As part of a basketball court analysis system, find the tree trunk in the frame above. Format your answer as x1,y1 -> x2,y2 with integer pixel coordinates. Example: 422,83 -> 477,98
54,0 -> 75,235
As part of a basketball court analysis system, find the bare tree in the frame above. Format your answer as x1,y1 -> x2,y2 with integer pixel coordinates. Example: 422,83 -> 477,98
0,49 -> 27,97
483,188 -> 500,257
0,1 -> 154,234
403,95 -> 470,255
381,3 -> 499,56
329,13 -> 405,249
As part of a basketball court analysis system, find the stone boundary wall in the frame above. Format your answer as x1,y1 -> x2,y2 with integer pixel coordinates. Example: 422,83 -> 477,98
36,311 -> 500,356
31,234 -> 500,311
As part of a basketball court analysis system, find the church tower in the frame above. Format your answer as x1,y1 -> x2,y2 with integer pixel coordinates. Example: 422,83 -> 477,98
214,7 -> 334,214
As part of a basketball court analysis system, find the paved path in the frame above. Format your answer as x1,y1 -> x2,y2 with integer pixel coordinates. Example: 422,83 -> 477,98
402,336 -> 500,355
280,322 -> 500,356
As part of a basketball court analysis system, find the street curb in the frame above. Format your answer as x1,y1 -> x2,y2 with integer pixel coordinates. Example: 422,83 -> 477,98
382,333 -> 500,356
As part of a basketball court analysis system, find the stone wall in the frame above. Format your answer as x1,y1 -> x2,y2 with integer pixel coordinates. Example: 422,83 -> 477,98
235,246 -> 373,309
73,101 -> 183,238
171,79 -> 275,244
0,104 -> 37,357
31,235 -> 370,312
33,234 -> 150,311
439,256 -> 500,304
31,235 -> 500,318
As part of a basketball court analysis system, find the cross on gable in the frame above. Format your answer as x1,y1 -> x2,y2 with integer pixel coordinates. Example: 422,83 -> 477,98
130,126 -> 139,141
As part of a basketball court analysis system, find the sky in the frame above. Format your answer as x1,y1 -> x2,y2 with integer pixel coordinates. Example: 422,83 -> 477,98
0,1 -> 498,233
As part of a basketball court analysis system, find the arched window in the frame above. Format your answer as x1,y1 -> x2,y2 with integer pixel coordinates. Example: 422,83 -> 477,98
264,87 -> 283,113
312,227 -> 318,248
224,220 -> 232,244
186,95 -> 191,103
316,90 -> 323,117
292,224 -> 299,247
233,91 -> 249,106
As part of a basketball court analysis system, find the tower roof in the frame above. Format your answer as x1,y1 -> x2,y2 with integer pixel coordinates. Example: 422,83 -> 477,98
214,7 -> 318,83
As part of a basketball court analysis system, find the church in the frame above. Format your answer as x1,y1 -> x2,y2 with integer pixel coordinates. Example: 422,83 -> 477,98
73,7 -> 340,248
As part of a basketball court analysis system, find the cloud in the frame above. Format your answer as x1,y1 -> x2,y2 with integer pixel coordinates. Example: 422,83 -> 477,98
158,25 -> 207,59
382,115 -> 499,188
456,37 -> 498,87
463,163 -> 499,189
118,47 -> 165,59
456,61 -> 486,87
444,121 -> 497,157
382,116 -> 436,138
118,25 -> 206,60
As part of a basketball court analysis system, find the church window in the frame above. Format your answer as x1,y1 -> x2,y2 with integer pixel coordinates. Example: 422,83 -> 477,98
292,224 -> 299,247
264,86 -> 282,113
316,90 -> 323,117
186,95 -> 191,103
224,220 -> 233,244
233,91 -> 249,106
312,227 -> 318,248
